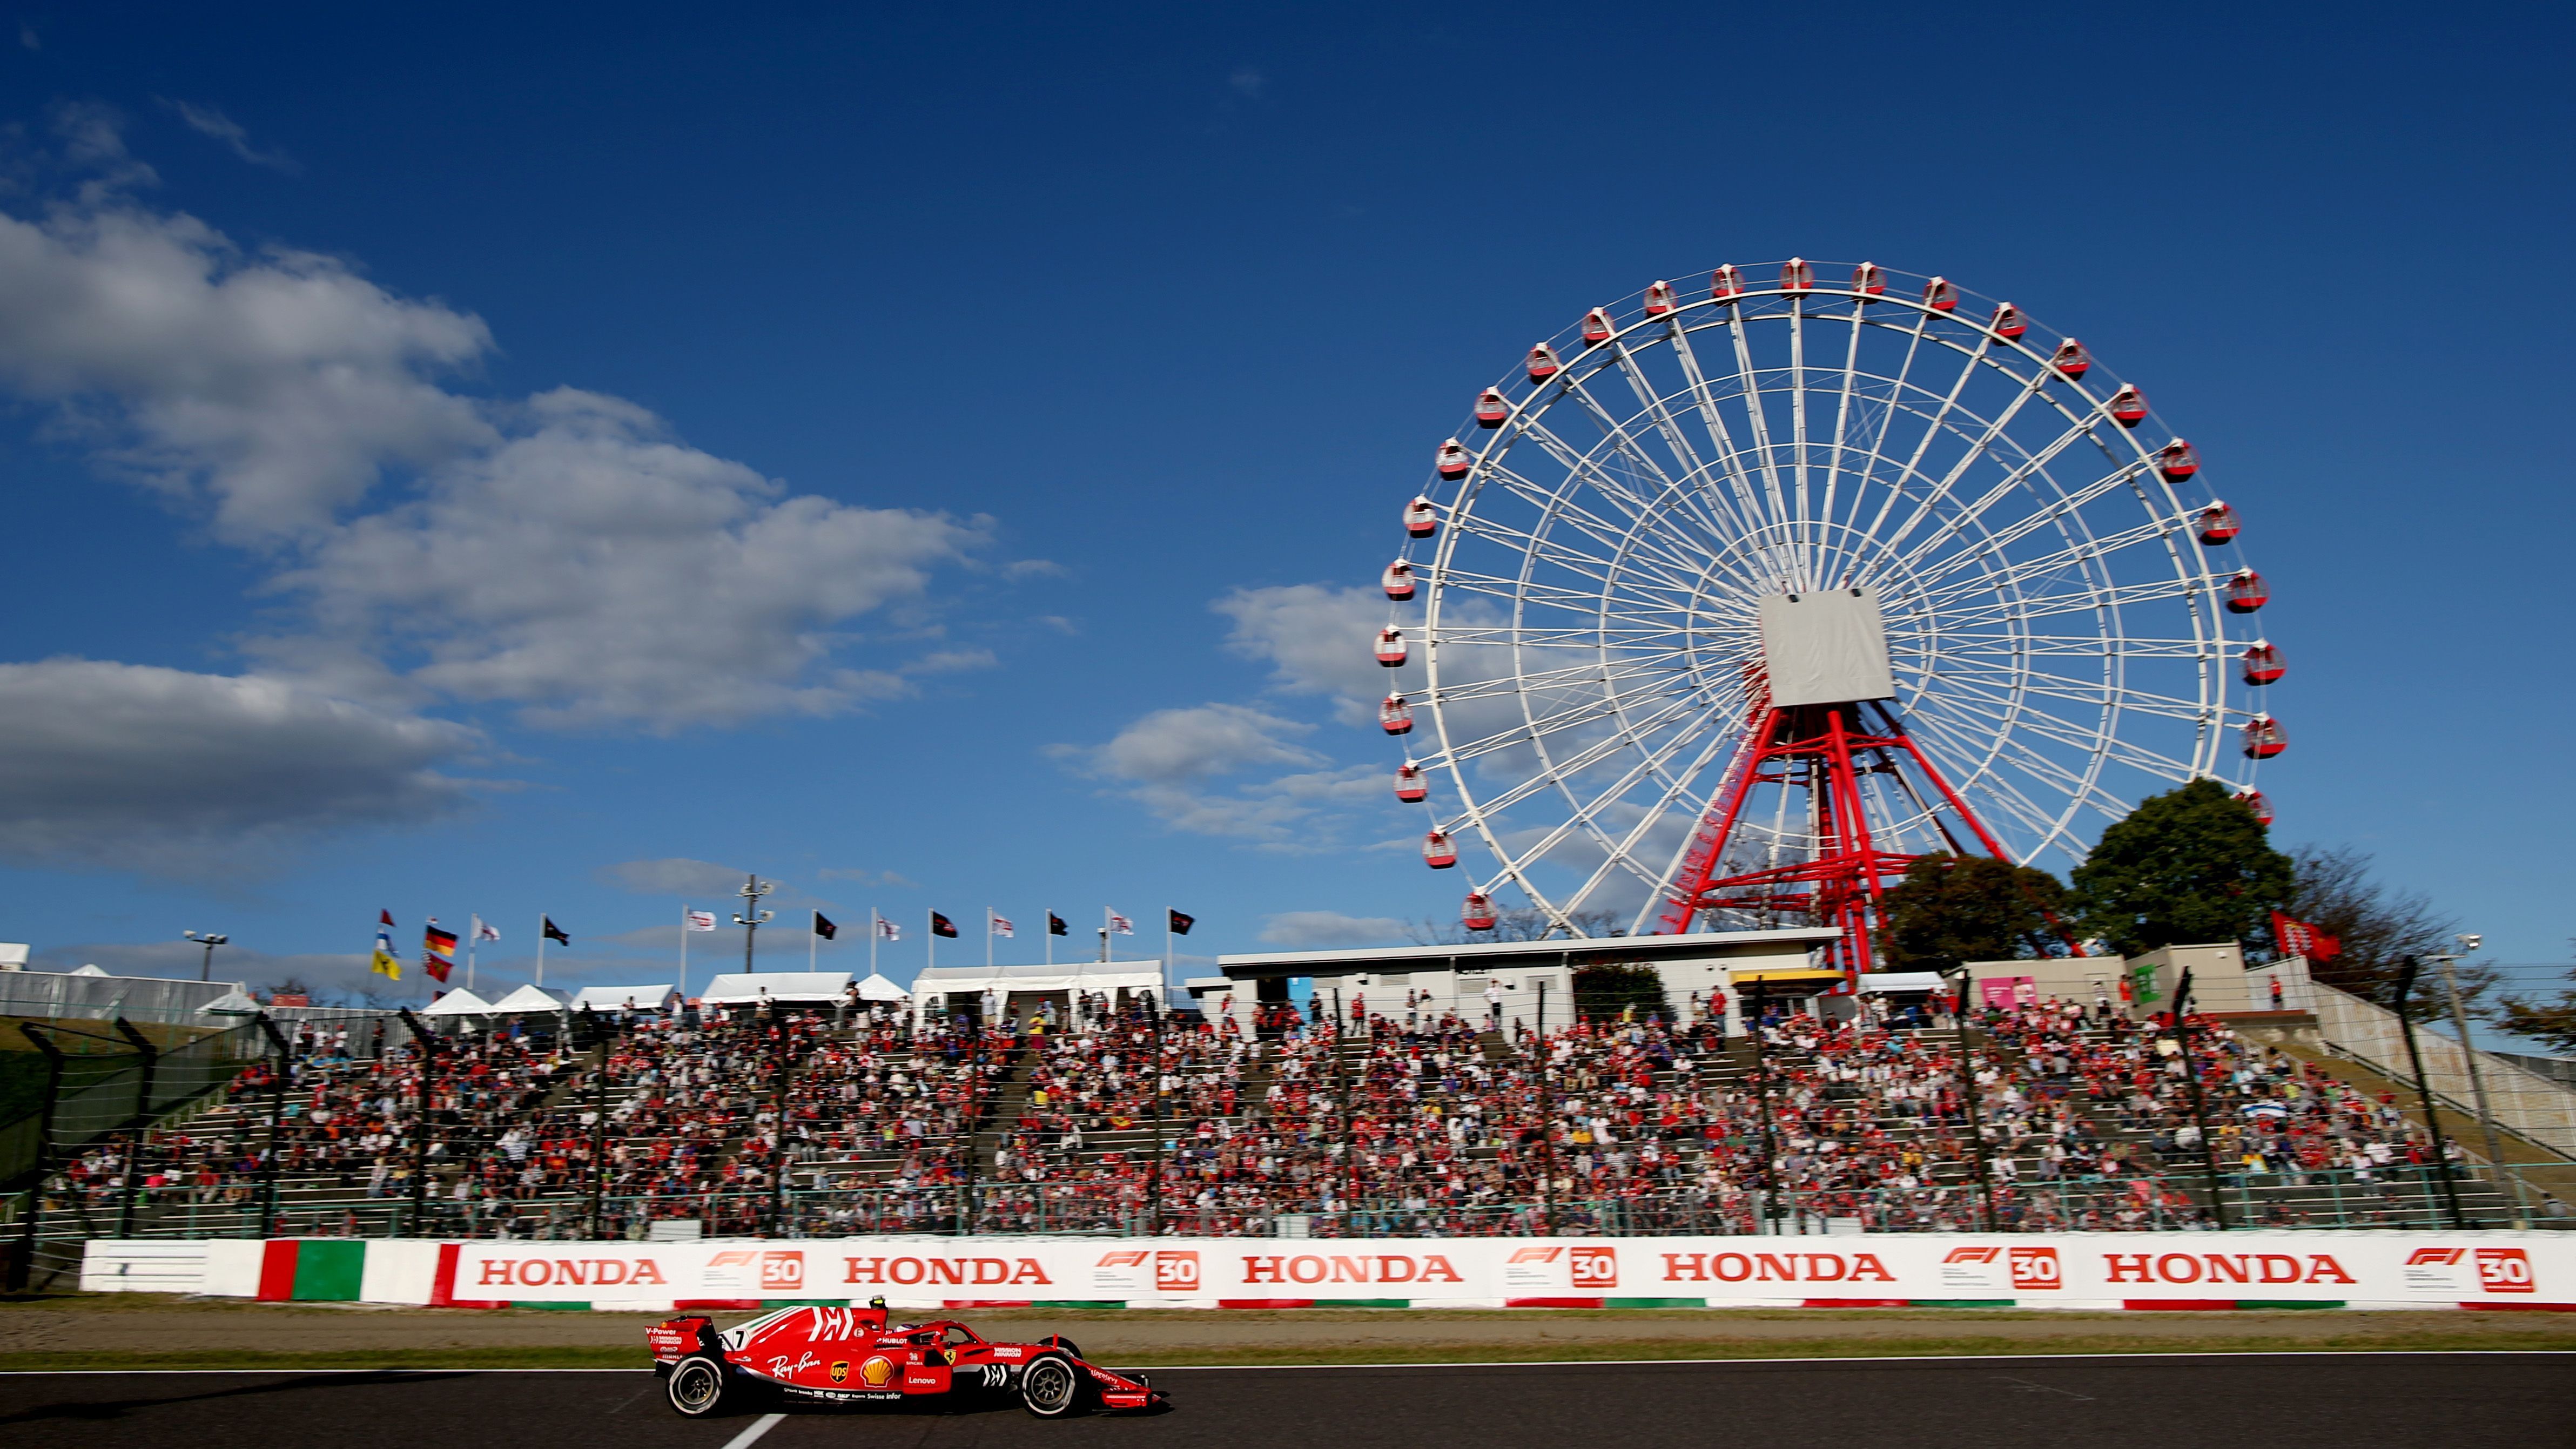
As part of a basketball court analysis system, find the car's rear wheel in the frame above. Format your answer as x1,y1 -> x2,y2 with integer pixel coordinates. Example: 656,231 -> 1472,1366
666,1354 -> 733,1417
1020,1353 -> 1087,1418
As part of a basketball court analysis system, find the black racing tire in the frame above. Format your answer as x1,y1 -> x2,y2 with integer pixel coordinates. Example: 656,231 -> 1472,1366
665,1354 -> 735,1417
1019,1352 -> 1089,1418
1038,1334 -> 1086,1362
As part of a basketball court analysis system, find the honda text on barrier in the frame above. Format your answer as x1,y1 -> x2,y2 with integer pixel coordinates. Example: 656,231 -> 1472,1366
647,1299 -> 1170,1418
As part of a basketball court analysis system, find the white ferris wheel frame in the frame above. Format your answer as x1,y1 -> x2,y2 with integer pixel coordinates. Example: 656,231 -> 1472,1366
1394,260 -> 2275,939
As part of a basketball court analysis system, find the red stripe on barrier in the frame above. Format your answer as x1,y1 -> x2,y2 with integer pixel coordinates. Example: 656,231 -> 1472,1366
1505,1297 -> 1604,1309
2461,1302 -> 2576,1312
255,1241 -> 299,1302
1218,1299 -> 1315,1309
675,1299 -> 763,1310
1802,1298 -> 1909,1309
2121,1299 -> 2238,1311
429,1243 -> 460,1308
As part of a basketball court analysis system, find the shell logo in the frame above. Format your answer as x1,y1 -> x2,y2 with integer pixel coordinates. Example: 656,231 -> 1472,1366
858,1356 -> 896,1387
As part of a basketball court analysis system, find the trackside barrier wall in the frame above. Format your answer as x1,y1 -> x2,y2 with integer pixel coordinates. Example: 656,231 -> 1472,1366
82,1234 -> 2576,1312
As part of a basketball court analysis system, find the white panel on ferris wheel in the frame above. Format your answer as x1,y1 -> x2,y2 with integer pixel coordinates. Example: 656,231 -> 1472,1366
1758,588 -> 1898,707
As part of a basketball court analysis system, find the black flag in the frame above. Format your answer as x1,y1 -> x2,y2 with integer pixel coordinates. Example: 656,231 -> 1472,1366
1047,913 -> 1068,936
542,916 -> 571,945
813,911 -> 838,941
1168,909 -> 1195,936
930,912 -> 959,939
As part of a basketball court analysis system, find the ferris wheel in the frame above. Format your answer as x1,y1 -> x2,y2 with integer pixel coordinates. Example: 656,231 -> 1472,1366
1375,259 -> 2284,961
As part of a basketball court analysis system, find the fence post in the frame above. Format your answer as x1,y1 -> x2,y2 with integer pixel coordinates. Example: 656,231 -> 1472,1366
397,1009 -> 438,1236
1939,970 -> 1998,1232
587,1014 -> 613,1241
2171,969 -> 2230,1230
6,1029 -> 68,1291
256,1015 -> 291,1237
111,1017 -> 159,1241
2392,958 -> 2469,1229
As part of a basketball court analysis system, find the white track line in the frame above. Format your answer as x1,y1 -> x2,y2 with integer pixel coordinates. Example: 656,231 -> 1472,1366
717,1412 -> 786,1449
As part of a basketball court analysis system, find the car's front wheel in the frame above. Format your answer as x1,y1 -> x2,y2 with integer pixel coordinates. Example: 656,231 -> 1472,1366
1019,1353 -> 1088,1418
666,1354 -> 735,1417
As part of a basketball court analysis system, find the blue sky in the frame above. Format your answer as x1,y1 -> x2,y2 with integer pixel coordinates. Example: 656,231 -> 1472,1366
0,3 -> 2567,1002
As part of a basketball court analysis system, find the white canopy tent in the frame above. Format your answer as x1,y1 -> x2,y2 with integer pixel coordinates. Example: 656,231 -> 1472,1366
697,971 -> 851,1006
853,972 -> 909,1002
421,987 -> 495,1018
567,984 -> 680,1014
486,983 -> 569,1014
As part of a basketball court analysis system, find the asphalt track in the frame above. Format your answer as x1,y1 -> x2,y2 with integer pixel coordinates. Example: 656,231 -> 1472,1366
1,1356 -> 2567,1449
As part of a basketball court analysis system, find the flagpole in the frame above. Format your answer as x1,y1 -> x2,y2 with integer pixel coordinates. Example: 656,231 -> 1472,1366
467,920 -> 477,995
870,908 -> 879,980
1164,907 -> 1173,1001
986,907 -> 994,970
927,909 -> 934,975
1044,908 -> 1052,966
679,904 -> 689,1001
810,910 -> 819,972
536,912 -> 546,989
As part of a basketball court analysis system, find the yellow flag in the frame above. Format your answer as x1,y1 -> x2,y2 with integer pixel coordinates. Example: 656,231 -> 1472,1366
372,949 -> 402,981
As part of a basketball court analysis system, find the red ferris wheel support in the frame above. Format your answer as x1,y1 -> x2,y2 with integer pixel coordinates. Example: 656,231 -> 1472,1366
1651,696 -> 2021,981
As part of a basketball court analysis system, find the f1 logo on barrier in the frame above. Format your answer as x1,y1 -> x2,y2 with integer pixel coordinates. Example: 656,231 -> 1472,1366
761,1250 -> 805,1292
1570,1248 -> 1617,1290
2474,1248 -> 2535,1293
1155,1251 -> 1201,1292
2007,1247 -> 2062,1291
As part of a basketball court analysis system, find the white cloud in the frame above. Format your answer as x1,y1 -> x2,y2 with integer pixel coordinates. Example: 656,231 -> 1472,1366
598,858 -> 763,897
0,659 -> 476,876
816,867 -> 917,888
255,388 -> 987,729
1076,703 -> 1323,780
0,173 -> 493,541
1259,911 -> 1408,948
1214,584 -> 1409,714
0,127 -> 998,736
1228,67 -> 1268,98
165,100 -> 299,173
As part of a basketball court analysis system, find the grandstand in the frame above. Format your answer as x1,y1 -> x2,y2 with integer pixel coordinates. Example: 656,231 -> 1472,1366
9,951 -> 2560,1273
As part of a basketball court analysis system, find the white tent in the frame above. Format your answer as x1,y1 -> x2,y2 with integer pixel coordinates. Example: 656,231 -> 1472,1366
697,971 -> 851,1005
568,984 -> 680,1013
421,987 -> 496,1017
486,983 -> 570,1014
198,987 -> 262,1015
853,972 -> 909,1001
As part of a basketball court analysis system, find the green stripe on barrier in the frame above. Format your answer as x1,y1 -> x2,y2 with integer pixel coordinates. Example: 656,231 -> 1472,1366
2237,1299 -> 2345,1310
1321,1299 -> 1409,1309
1605,1298 -> 1711,1308
291,1239 -> 366,1301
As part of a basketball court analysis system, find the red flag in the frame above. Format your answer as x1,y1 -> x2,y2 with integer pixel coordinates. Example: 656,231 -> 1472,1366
2270,911 -> 2342,962
380,908 -> 395,926
423,951 -> 453,982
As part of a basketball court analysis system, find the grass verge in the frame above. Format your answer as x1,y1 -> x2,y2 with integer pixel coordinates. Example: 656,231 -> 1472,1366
6,1331 -> 2575,1373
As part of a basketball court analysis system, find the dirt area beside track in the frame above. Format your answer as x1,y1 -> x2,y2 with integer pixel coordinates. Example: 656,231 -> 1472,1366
4,1295 -> 2574,1364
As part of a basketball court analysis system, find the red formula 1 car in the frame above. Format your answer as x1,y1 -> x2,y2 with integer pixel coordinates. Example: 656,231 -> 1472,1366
647,1299 -> 1168,1419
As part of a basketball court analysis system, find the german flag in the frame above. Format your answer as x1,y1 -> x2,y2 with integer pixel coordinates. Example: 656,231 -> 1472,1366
425,922 -> 459,955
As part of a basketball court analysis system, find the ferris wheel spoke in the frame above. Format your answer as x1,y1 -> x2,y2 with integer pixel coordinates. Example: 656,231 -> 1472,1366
1664,320 -> 1776,536
1851,329 -> 2000,557
1933,577 -> 2215,633
1504,416 -> 1741,578
1432,568 -> 1696,617
1872,365 -> 2060,564
1450,515 -> 1705,601
1886,426 -> 2132,578
1934,663 -> 2215,724
1909,504 -> 2171,599
1600,339 -> 1756,543
1435,672 -> 1703,764
1922,679 -> 2205,787
1473,458 -> 1727,589
1439,690 -> 1722,823
1469,702 -> 1738,905
1898,631 -> 2218,660
1906,710 -> 2128,854
1719,313 -> 1792,542
1810,300 -> 1875,575
1553,373 -> 1746,547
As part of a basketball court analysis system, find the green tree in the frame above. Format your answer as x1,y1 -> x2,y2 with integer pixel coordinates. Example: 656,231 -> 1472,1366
2070,778 -> 2294,958
2491,942 -> 2576,1054
1875,853 -> 2071,973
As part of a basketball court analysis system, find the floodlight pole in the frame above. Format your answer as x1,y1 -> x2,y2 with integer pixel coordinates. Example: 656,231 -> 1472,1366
734,875 -> 776,975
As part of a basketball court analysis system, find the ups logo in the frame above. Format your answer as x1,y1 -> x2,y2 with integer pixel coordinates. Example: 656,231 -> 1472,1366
829,1360 -> 849,1383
